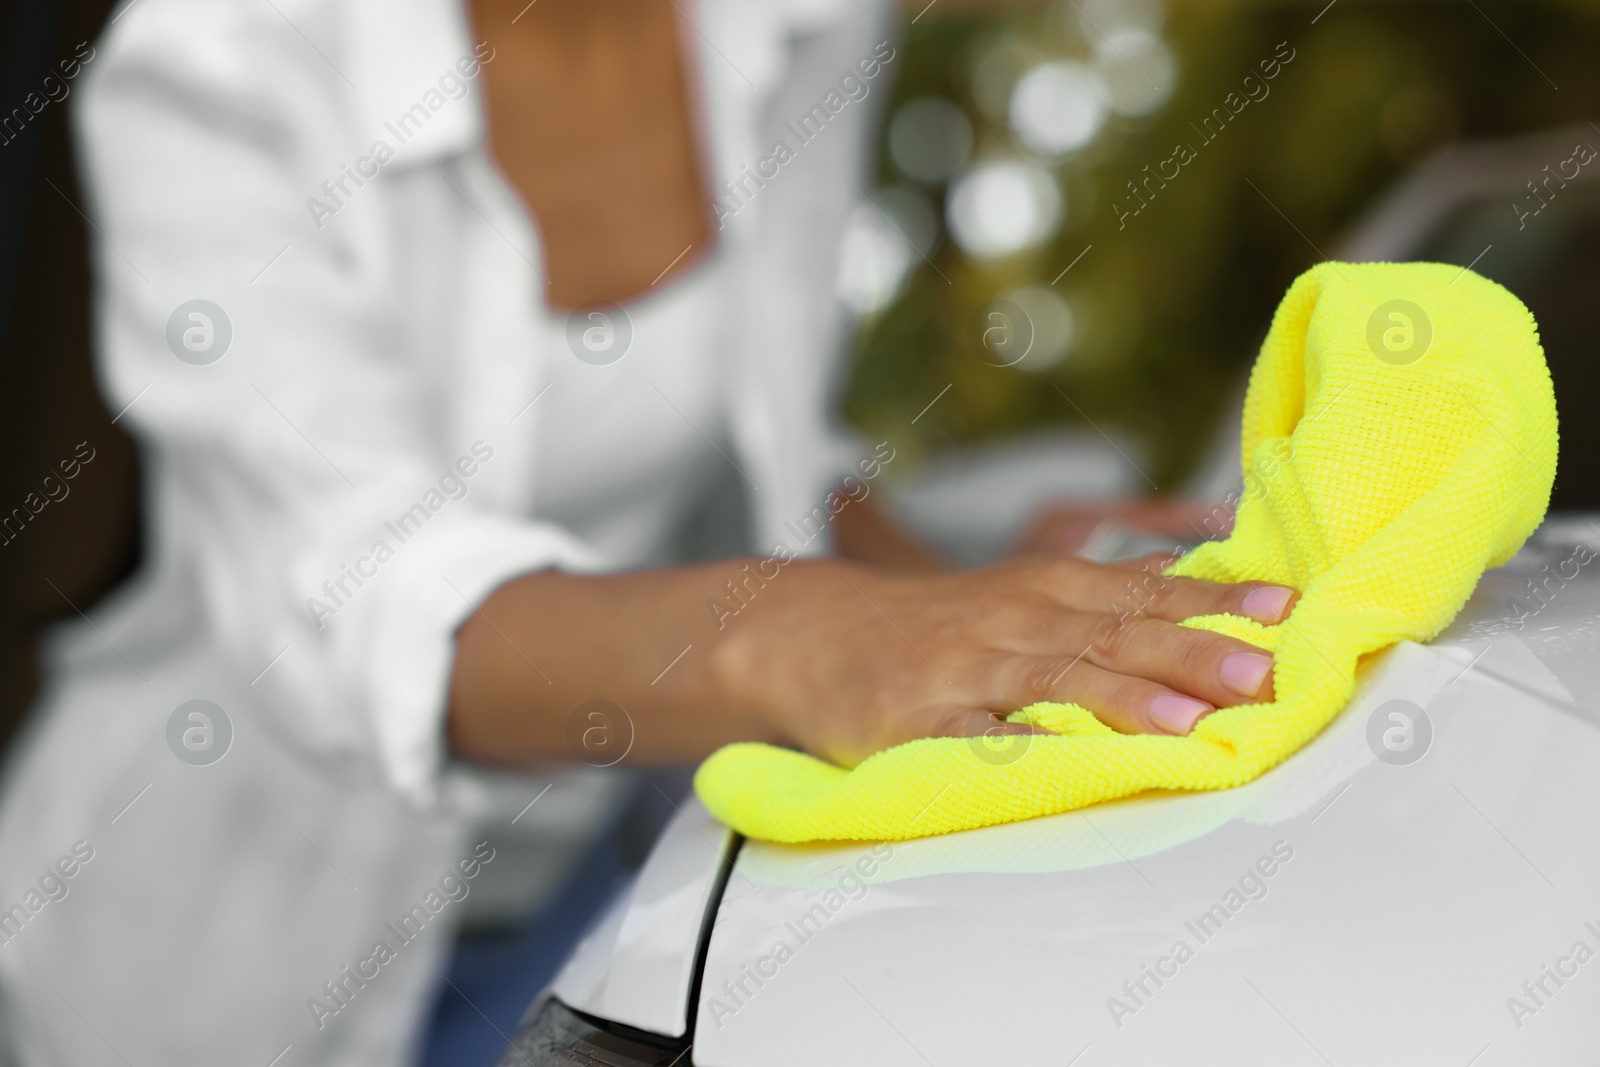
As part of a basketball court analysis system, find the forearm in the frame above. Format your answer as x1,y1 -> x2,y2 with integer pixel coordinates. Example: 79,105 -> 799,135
446,559 -> 789,767
448,489 -> 941,768
446,508 -> 1294,773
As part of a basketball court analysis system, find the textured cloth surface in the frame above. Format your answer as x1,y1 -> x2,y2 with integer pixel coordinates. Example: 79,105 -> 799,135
695,262 -> 1558,842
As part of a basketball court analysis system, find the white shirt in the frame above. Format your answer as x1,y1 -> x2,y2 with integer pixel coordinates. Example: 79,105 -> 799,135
0,0 -> 894,1062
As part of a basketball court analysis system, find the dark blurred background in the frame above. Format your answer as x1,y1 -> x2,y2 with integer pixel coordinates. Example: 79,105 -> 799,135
0,0 -> 132,756
4,0 -> 1600,754
841,0 -> 1600,486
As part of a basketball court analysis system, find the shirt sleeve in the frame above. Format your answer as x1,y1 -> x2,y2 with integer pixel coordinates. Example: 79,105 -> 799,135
75,3 -> 598,803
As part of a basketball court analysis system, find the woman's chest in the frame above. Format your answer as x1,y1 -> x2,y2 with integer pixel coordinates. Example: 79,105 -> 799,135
470,0 -> 718,310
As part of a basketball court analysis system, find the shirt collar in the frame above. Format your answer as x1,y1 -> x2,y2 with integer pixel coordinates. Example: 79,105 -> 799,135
341,0 -> 482,170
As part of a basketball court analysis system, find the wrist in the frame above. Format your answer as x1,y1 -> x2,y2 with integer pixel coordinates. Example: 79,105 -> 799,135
706,555 -> 858,748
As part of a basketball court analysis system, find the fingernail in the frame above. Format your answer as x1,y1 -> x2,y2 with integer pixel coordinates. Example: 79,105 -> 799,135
1240,585 -> 1294,623
1220,652 -> 1274,697
1149,693 -> 1213,735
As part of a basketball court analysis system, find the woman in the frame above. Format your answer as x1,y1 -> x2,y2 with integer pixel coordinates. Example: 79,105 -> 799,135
0,0 -> 1291,1063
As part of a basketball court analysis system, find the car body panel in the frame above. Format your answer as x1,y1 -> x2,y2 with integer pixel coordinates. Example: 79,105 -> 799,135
690,531 -> 1600,1065
548,794 -> 734,1038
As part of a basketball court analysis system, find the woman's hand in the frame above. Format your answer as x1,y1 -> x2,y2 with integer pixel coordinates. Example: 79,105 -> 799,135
1013,497 -> 1230,558
714,554 -> 1295,768
449,550 -> 1295,771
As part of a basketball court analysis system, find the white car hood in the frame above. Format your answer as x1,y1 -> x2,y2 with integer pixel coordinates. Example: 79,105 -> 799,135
545,527 -> 1600,1066
692,530 -> 1600,1066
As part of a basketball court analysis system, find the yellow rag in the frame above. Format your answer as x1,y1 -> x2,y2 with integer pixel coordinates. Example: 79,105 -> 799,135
695,261 -> 1557,843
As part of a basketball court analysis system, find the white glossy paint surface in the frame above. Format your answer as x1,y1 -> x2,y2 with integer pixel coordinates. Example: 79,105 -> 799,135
691,529 -> 1600,1065
549,794 -> 734,1037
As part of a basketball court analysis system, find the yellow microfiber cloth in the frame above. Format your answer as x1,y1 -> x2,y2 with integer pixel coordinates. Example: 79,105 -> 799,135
695,261 -> 1557,842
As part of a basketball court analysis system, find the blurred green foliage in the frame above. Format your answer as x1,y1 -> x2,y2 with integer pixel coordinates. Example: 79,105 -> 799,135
842,0 -> 1600,488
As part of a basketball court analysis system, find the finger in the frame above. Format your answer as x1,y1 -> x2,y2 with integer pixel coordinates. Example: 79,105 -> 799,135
1067,614 -> 1276,708
995,653 -> 1217,737
1117,558 -> 1298,624
1141,498 -> 1232,539
1037,557 -> 1297,625
1111,550 -> 1190,574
